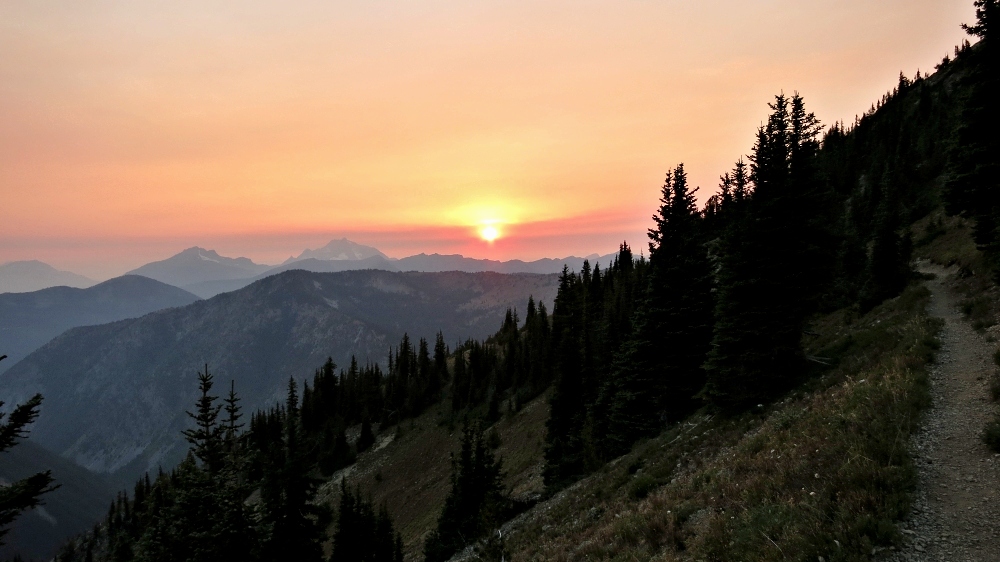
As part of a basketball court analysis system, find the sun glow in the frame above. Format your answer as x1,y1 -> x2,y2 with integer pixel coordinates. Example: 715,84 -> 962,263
479,225 -> 500,243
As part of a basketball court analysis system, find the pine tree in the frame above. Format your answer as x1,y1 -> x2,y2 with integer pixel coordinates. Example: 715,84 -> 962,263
215,381 -> 255,562
946,0 -> 1000,274
434,332 -> 449,383
704,94 -> 826,411
543,266 -> 587,488
0,354 -> 57,545
331,482 -> 404,562
181,365 -> 224,474
424,423 -> 507,562
259,378 -> 324,562
357,418 -> 375,454
451,346 -> 469,412
860,170 -> 912,310
598,164 -> 714,457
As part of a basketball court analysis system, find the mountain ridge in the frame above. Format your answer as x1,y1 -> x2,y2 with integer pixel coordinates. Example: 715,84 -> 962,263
0,260 -> 94,294
0,269 -> 558,487
126,247 -> 273,287
0,275 -> 200,375
179,248 -> 618,298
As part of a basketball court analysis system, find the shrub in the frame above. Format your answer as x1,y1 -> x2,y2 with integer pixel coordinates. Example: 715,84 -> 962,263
628,473 -> 658,500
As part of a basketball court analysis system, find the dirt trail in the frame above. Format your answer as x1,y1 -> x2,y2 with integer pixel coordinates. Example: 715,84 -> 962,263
886,263 -> 1000,561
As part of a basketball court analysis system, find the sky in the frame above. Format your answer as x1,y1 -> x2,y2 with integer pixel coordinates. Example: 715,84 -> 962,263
1,1 -> 977,279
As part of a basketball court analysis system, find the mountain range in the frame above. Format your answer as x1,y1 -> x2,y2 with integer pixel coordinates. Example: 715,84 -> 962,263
0,261 -> 94,294
0,276 -> 200,375
159,239 -> 616,298
3,239 -> 616,299
0,268 -> 558,488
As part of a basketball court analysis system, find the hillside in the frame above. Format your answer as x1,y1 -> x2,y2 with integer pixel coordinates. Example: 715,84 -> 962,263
327,274 -> 937,561
0,269 -> 557,487
307,28 -> 994,562
0,441 -> 116,561
0,275 -> 200,375
311,218 -> 995,562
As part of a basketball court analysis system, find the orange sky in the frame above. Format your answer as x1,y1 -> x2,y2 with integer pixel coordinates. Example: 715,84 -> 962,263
1,1 -> 976,279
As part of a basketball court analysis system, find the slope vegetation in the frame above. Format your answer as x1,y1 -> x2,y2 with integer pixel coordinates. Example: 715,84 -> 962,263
327,278 -> 937,561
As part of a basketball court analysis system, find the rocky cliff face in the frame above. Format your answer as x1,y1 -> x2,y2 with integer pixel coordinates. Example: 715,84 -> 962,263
0,269 -> 557,487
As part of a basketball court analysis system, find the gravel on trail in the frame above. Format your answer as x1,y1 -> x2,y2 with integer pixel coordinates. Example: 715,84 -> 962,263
885,263 -> 1000,562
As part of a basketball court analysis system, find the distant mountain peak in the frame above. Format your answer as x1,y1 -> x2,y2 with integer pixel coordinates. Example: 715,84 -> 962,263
126,248 -> 272,288
284,238 -> 389,264
0,260 -> 94,293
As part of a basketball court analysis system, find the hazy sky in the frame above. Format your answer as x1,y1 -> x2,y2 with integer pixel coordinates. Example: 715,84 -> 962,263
1,1 -> 976,279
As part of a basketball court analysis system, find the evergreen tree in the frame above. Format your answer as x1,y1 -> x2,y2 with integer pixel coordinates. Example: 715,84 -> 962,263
357,419 -> 376,454
424,423 -> 507,562
331,482 -> 403,562
434,332 -> 449,383
0,354 -> 57,545
215,381 -> 255,562
181,365 -> 224,474
946,1 -> 1000,274
259,379 -> 324,562
860,171 -> 912,310
542,266 -> 587,487
598,164 -> 714,457
704,94 -> 826,411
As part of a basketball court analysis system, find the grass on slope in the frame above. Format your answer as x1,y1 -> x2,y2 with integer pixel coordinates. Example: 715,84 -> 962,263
500,284 -> 939,562
317,394 -> 549,560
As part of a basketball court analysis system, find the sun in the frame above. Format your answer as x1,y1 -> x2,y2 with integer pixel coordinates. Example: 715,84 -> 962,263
479,225 -> 500,242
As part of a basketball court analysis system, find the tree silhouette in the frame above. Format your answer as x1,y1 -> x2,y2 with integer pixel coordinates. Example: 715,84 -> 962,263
0,354 -> 58,546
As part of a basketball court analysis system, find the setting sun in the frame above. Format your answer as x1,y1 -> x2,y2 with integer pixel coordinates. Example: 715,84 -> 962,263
480,225 -> 500,243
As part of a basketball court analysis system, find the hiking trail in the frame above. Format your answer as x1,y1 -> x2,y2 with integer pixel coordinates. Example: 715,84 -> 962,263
886,263 -> 1000,561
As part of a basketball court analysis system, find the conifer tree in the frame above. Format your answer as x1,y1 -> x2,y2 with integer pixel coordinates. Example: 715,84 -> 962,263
946,0 -> 1000,274
215,381 -> 255,562
860,171 -> 912,310
424,423 -> 507,562
434,332 -> 449,383
259,378 -> 323,562
598,164 -> 713,457
331,482 -> 403,562
0,354 -> 57,545
357,418 -> 375,454
704,94 -> 826,411
543,266 -> 587,487
182,365 -> 224,474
